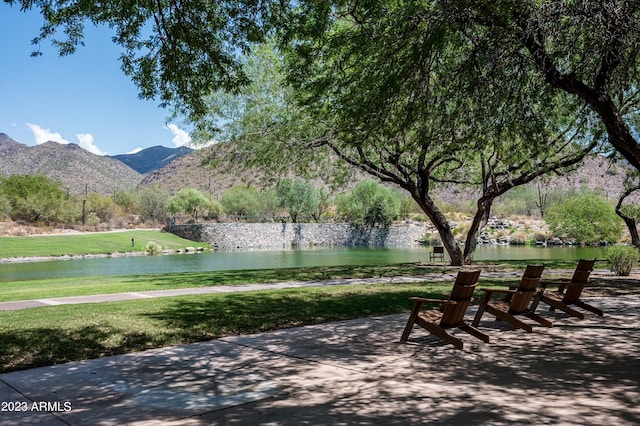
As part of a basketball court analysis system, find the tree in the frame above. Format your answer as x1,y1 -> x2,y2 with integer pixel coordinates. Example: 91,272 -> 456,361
13,1 -> 616,264
615,169 -> 640,248
167,188 -> 222,222
1,174 -> 74,224
275,178 -> 327,223
336,180 -> 402,228
219,185 -> 261,219
5,0 -> 281,123
135,187 -> 170,224
435,1 -> 640,173
546,193 -> 623,244
206,14 -> 599,264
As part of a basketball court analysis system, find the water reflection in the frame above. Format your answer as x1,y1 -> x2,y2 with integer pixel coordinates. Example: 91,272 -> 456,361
0,245 -> 608,283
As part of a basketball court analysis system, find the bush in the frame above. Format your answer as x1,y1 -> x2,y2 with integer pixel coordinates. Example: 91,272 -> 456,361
545,193 -> 623,244
607,245 -> 639,276
146,241 -> 164,256
336,180 -> 401,227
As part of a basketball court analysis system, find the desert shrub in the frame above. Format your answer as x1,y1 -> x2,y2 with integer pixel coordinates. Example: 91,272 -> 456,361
145,241 -> 164,256
220,185 -> 261,219
545,193 -> 623,244
607,245 -> 639,276
135,187 -> 170,224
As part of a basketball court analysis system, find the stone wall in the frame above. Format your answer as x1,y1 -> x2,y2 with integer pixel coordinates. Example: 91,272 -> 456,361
167,222 -> 429,250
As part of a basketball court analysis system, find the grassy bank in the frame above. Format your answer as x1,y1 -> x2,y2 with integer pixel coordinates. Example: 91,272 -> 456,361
0,230 -> 210,258
3,269 -> 632,374
0,263 -> 439,302
0,280 -> 469,372
0,260 -> 596,302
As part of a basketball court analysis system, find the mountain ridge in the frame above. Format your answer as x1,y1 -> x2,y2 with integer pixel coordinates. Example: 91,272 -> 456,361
1,132 -> 632,207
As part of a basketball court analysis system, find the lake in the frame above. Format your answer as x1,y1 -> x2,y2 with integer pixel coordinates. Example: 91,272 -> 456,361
0,245 -> 609,283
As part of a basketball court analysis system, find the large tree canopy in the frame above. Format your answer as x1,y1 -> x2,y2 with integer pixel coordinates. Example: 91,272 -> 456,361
198,19 -> 600,264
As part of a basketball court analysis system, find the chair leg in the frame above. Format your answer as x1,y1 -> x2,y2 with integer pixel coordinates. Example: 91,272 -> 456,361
459,323 -> 490,343
488,307 -> 533,332
423,324 -> 463,349
525,312 -> 553,328
576,301 -> 604,316
472,294 -> 490,327
541,296 -> 585,319
550,302 -> 585,319
400,302 -> 423,342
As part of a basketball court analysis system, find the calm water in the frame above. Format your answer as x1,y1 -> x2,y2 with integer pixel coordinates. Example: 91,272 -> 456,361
0,245 -> 609,283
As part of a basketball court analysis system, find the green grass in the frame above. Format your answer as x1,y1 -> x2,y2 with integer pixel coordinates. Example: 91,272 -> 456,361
0,263 -> 441,302
0,230 -> 210,258
0,259 -> 605,303
0,281 -> 481,373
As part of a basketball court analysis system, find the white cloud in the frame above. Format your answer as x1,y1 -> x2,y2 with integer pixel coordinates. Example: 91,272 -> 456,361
77,133 -> 108,156
26,123 -> 70,145
165,124 -> 192,147
25,123 -> 107,156
127,147 -> 144,154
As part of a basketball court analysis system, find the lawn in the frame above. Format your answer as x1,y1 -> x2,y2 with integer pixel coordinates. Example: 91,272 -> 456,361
0,281 -> 468,373
0,230 -> 210,258
0,263 -> 440,302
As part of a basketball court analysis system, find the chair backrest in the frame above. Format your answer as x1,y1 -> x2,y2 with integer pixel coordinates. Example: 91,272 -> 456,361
563,259 -> 596,303
509,264 -> 545,314
440,269 -> 481,327
434,246 -> 444,254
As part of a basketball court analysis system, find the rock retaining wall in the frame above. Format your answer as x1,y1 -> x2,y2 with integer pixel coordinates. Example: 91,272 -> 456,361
167,222 -> 429,250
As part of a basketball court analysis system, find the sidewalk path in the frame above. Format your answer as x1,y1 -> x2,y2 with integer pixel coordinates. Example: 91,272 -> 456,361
0,294 -> 638,425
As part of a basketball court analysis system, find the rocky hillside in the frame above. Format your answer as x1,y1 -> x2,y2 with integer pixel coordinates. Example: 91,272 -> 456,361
140,143 -> 272,197
0,133 -> 142,196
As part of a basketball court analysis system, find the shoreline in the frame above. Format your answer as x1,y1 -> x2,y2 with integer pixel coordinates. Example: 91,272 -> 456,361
0,251 -> 149,264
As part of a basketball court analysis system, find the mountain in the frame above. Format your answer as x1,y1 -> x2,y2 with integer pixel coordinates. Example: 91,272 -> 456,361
111,145 -> 193,175
140,142 -> 269,197
0,133 -> 142,196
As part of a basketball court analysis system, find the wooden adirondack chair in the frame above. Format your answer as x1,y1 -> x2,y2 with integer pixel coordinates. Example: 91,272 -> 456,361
472,264 -> 552,332
400,269 -> 489,349
530,259 -> 602,319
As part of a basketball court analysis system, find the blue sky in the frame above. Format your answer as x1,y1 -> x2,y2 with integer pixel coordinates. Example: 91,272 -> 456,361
0,5 -> 194,156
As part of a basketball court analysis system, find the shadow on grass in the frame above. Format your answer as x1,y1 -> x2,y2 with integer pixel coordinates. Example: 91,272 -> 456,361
143,285 -> 438,336
121,263 -> 442,289
0,283 -> 447,373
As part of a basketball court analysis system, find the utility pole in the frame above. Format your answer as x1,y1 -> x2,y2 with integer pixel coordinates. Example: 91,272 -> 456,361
82,183 -> 87,226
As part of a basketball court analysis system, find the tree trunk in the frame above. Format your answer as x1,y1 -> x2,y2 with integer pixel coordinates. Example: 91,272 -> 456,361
616,188 -> 640,249
463,197 -> 494,265
414,196 -> 466,266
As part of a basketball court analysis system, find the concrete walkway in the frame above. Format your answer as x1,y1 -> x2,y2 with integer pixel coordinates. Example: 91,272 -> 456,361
1,294 -> 639,425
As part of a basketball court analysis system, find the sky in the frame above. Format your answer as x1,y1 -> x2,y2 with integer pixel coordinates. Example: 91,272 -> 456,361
0,5 -> 194,156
